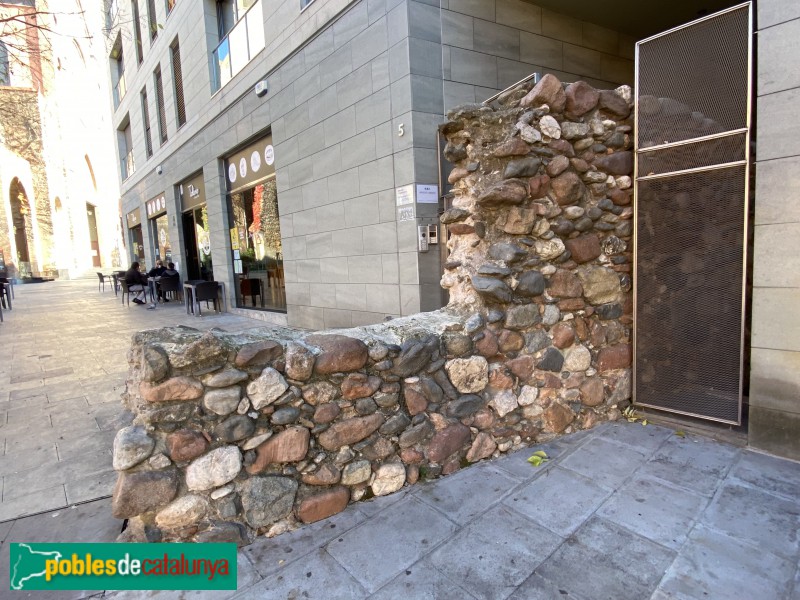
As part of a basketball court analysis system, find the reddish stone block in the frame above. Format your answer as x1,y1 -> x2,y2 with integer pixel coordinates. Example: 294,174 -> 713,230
596,344 -> 632,371
296,486 -> 350,524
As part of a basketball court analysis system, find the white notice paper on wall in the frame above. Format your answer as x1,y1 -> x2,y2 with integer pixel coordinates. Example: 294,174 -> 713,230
396,184 -> 414,206
416,184 -> 439,203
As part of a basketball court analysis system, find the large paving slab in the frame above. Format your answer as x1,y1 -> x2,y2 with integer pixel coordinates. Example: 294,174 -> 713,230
0,277 -> 274,522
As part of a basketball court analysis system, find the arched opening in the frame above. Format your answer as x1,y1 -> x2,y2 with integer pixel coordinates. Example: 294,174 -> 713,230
9,177 -> 32,276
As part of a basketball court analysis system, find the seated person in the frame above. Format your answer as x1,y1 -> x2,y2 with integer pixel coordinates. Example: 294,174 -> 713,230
157,262 -> 179,302
148,260 -> 166,278
124,261 -> 148,305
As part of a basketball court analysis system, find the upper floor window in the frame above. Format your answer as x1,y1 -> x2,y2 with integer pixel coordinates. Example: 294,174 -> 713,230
212,0 -> 264,91
111,36 -> 127,107
0,41 -> 9,86
154,65 -> 168,144
147,0 -> 158,41
132,0 -> 144,63
300,0 -> 315,10
141,88 -> 154,158
171,39 -> 186,127
118,116 -> 135,180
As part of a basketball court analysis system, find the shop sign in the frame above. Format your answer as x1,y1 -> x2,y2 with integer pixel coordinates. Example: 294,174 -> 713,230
416,184 -> 439,203
225,134 -> 275,191
126,208 -> 141,229
146,192 -> 167,218
180,172 -> 206,212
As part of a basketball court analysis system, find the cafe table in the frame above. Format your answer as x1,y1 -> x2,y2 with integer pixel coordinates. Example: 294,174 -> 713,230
183,280 -> 227,316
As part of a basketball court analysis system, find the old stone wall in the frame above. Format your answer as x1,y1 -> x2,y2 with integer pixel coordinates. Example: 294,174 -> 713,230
112,74 -> 635,545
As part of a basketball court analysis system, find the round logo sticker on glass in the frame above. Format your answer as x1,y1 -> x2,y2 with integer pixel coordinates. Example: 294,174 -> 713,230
239,157 -> 247,178
228,164 -> 237,184
251,150 -> 261,173
264,145 -> 275,166
199,232 -> 211,256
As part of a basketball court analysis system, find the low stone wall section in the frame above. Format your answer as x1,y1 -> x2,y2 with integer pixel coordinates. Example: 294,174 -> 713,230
112,74 -> 635,545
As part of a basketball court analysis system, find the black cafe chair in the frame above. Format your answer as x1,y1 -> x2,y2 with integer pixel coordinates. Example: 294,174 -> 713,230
97,272 -> 108,292
194,281 -> 220,315
240,277 -> 263,307
158,275 -> 182,302
118,279 -> 132,306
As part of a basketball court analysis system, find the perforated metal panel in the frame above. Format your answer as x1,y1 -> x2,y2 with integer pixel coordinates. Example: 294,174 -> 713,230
634,3 -> 752,424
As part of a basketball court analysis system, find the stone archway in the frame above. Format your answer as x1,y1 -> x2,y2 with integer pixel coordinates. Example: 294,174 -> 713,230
9,177 -> 32,276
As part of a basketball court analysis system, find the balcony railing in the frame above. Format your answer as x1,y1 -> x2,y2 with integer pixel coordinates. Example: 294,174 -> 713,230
121,150 -> 135,180
113,72 -> 127,108
211,0 -> 264,92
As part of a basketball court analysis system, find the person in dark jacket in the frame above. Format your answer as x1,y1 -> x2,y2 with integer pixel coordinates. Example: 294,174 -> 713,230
125,261 -> 147,304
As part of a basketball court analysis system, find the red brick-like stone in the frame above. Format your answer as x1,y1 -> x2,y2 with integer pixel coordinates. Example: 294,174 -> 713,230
341,373 -> 381,400
302,463 -> 341,485
528,174 -> 551,198
234,341 -> 283,367
596,344 -> 632,371
307,335 -> 369,375
543,402 -> 574,433
449,223 -> 475,235
580,377 -> 605,407
427,424 -> 471,463
247,427 -> 310,474
404,384 -> 429,416
609,188 -> 632,206
477,179 -> 529,206
551,172 -> 586,206
488,365 -> 514,389
573,317 -> 589,341
406,464 -> 420,484
594,151 -> 633,177
493,137 -> 531,157
166,429 -> 209,462
318,413 -> 383,450
507,355 -> 535,382
296,486 -> 350,524
313,402 -> 341,424
558,298 -> 586,311
400,447 -> 424,464
549,138 -> 576,158
472,409 -> 496,430
551,323 -> 575,349
565,81 -> 600,117
474,329 -> 499,358
565,234 -> 602,264
520,73 -> 566,112
497,329 -> 524,353
548,269 -> 582,297
442,455 -> 462,475
140,377 -> 203,403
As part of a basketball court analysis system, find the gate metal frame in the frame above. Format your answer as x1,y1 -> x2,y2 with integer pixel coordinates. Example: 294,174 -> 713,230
633,2 -> 753,424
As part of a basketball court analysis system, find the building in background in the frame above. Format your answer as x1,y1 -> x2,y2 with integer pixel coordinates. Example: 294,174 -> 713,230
0,0 -> 122,279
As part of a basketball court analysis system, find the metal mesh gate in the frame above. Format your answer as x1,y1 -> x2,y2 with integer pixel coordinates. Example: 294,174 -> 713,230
634,3 -> 752,424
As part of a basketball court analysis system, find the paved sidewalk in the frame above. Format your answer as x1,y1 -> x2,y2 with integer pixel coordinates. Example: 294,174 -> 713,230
0,277 -> 265,522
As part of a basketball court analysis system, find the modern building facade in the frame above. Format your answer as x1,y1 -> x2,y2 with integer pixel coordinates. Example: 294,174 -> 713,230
0,0 -> 123,279
107,0 -> 800,460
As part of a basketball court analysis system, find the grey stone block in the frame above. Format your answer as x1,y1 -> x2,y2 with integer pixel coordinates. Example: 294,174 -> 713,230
502,466 -> 612,536
541,8 -> 581,45
352,17 -> 389,70
287,305 -> 325,329
411,74 -> 444,113
444,80 -> 476,107
656,525 -> 796,600
442,9 -> 474,49
754,223 -> 800,287
450,47 -> 498,88
284,103 -> 311,139
751,287 -> 800,352
448,0 -> 495,21
335,283 -> 368,311
324,106 -> 357,147
371,562 -> 479,600
291,208 -> 319,237
305,232 -> 334,259
358,156 -> 395,194
345,193 -> 381,227
389,38 -> 411,83
594,421 -> 672,454
409,38 -> 445,78
520,31 -> 563,70
535,516 -> 676,600
315,201 -> 347,233
332,227 -> 365,256
640,433 -> 739,497
341,129 -> 377,170
348,255 -> 384,283
563,43 -> 602,78
750,348 -> 800,414
334,1 -> 369,50
498,57 -> 540,89
425,504 -> 563,600
474,19 -> 520,61
294,65 -> 322,106
757,88 -> 800,161
356,87 -> 392,133
323,308 -> 354,328
304,27 -> 336,69
312,144 -> 343,180
387,1 -> 409,48
758,0 -> 800,31
371,52 -> 391,90
391,75 -> 413,116
408,1 -> 442,43
296,259 -> 322,283
756,156 -> 800,224
338,62 -> 375,109
366,284 -> 402,313
283,235 -> 307,261
393,147 -> 415,185
378,187 -> 397,221
296,122 -> 325,157
413,464 -> 521,525
302,179 -> 330,211
597,475 -> 708,549
601,54 -> 634,85
320,257 -> 350,283
326,496 -> 459,593
309,282 -> 338,308
748,405 -> 800,462
327,167 -> 361,203
319,44 -> 354,89
496,0 -> 541,35
700,481 -> 800,559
